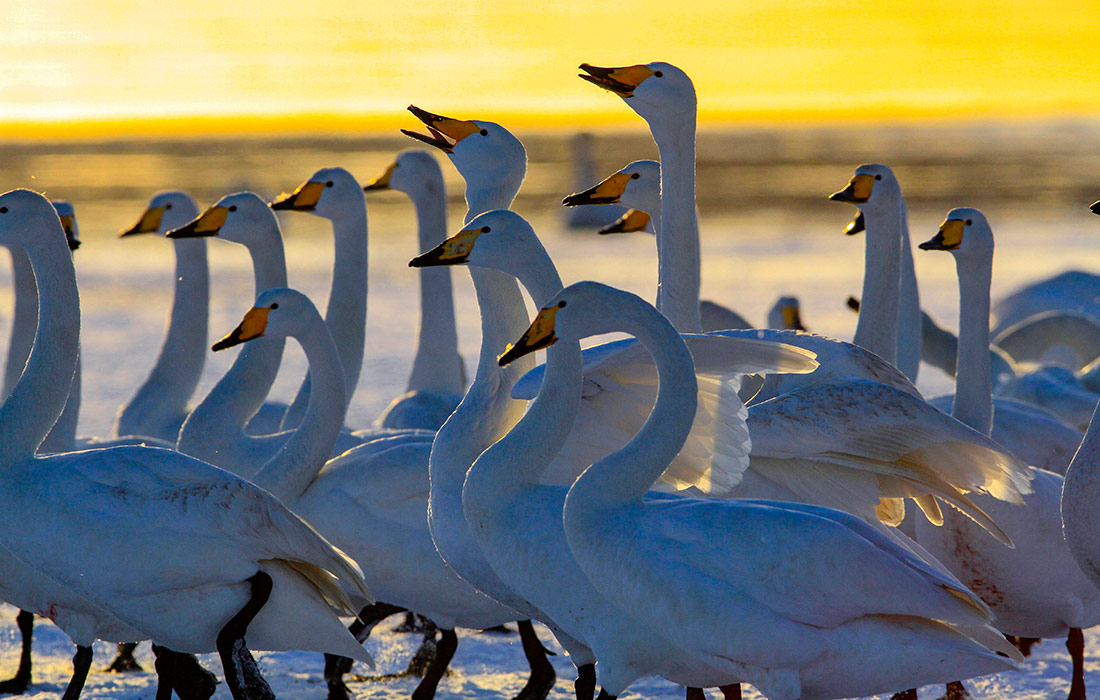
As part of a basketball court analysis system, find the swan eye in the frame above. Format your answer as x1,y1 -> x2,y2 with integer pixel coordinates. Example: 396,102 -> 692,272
326,181 -> 334,188
228,205 -> 237,212
481,226 -> 491,233
480,129 -> 488,136
965,219 -> 973,226
270,303 -> 279,310
631,173 -> 640,180
557,300 -> 567,308
654,71 -> 664,78
0,207 -> 7,214
875,174 -> 882,180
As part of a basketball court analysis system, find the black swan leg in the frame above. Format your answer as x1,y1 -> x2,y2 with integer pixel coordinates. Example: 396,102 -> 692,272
60,646 -> 93,700
105,642 -> 144,673
574,663 -> 595,700
1067,627 -> 1086,700
0,610 -> 34,694
410,629 -> 458,700
404,620 -> 440,678
890,690 -> 918,700
216,571 -> 276,700
324,602 -> 406,700
152,644 -> 218,700
718,685 -> 741,700
512,620 -> 556,700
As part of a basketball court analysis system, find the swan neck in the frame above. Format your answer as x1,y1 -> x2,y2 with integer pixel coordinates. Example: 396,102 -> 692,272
517,246 -> 565,307
324,202 -> 368,400
952,252 -> 994,437
853,205 -> 901,364
3,248 -> 37,400
41,352 -> 81,453
463,182 -> 518,224
896,206 -> 922,383
653,118 -> 702,333
252,314 -> 347,502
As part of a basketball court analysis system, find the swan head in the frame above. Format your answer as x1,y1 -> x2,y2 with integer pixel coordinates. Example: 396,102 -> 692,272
563,159 -> 660,232
409,209 -> 542,277
50,200 -> 80,251
579,62 -> 696,132
403,106 -> 527,199
767,296 -> 807,331
120,191 -> 200,238
0,189 -> 71,252
829,163 -> 902,222
919,207 -> 993,263
212,287 -> 317,351
166,191 -> 279,247
363,149 -> 443,198
271,167 -> 363,220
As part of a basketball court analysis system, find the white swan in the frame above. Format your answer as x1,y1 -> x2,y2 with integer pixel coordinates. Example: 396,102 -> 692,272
766,296 -> 806,331
0,189 -> 373,699
364,150 -> 466,430
562,158 -> 751,331
563,133 -> 627,229
271,167 -> 368,430
169,192 -> 361,477
993,311 -> 1100,368
913,209 -> 1100,700
503,280 -> 1021,700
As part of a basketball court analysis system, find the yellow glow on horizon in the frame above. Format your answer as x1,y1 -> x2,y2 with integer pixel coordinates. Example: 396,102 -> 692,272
6,0 -> 1100,138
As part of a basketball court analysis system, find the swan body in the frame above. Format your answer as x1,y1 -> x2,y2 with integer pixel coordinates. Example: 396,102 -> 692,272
994,310 -> 1100,369
365,150 -> 466,430
993,270 -> 1100,335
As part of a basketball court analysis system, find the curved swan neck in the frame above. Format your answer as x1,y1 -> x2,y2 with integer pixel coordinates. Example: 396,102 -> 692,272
41,352 -> 81,452
651,118 -> 702,333
952,251 -> 994,437
3,248 -> 37,400
517,246 -> 565,307
896,203 -> 922,383
854,205 -> 902,364
251,313 -> 347,502
569,301 -> 698,505
323,202 -> 368,400
0,231 -> 80,460
464,184 -> 518,223
407,176 -> 463,394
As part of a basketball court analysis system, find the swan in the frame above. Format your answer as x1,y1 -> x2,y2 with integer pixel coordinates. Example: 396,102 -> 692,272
563,133 -> 627,229
400,104 -> 575,699
500,280 -> 1021,700
562,158 -> 751,331
912,209 -> 1100,700
364,150 -> 466,430
766,296 -> 806,331
0,188 -> 373,700
993,270 -> 1100,337
420,208 -> 1030,541
169,192 -> 361,477
993,311 -> 1100,368
270,167 -> 368,430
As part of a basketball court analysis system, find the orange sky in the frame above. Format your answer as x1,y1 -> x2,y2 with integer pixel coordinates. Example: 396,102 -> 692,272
6,0 -> 1100,137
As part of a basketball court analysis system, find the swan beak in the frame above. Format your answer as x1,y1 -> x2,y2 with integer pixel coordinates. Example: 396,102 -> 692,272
364,162 -> 397,191
844,211 -> 865,235
578,64 -> 655,98
212,305 -> 273,351
58,215 -> 81,251
920,219 -> 965,251
271,181 -> 326,211
563,172 -> 634,206
782,305 -> 807,331
1090,199 -> 1100,215
829,174 -> 874,204
167,205 -> 229,238
120,206 -> 166,237
401,106 -> 481,154
498,303 -> 563,366
409,226 -> 483,267
846,296 -> 861,313
599,209 -> 651,235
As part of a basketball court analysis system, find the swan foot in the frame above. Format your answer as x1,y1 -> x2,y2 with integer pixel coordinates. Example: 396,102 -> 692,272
512,621 -> 556,700
575,664 -> 595,700
1067,628 -> 1086,700
410,629 -> 457,700
890,690 -> 918,700
216,571 -> 275,700
479,625 -> 514,635
937,681 -> 970,700
0,610 -> 34,695
60,646 -> 92,700
105,643 -> 144,673
595,690 -> 616,700
1007,635 -> 1042,657
152,645 -> 218,700
718,685 -> 741,700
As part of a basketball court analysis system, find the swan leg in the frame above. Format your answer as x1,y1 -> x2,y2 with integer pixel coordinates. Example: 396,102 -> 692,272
595,689 -> 616,700
718,684 -> 742,700
324,602 -> 405,700
512,620 -> 556,700
152,644 -> 218,700
410,628 -> 458,700
60,646 -> 92,700
105,642 -> 144,672
575,664 -> 595,700
939,681 -> 970,700
395,613 -> 434,634
1008,635 -> 1042,657
889,690 -> 918,700
216,571 -> 275,700
0,609 -> 34,694
685,688 -> 706,700
405,619 -> 441,678
1067,628 -> 1086,700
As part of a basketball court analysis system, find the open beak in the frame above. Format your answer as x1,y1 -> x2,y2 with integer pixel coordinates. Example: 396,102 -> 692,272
166,205 -> 229,239
599,209 -> 651,235
829,174 -> 874,204
271,181 -> 326,211
120,206 -> 166,237
498,303 -> 562,366
364,162 -> 397,191
844,211 -> 865,235
563,172 -> 633,206
578,64 -> 655,98
409,226 -> 483,267
401,106 -> 481,154
920,219 -> 965,251
1090,199 -> 1100,216
212,306 -> 272,351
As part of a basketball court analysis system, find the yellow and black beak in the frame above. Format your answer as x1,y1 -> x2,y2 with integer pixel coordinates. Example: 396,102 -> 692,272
782,305 -> 806,331
120,206 -> 166,238
271,181 -> 326,212
363,162 -> 397,191
829,174 -> 874,204
58,215 -> 80,251
563,171 -> 635,207
167,205 -> 229,239
844,211 -> 865,236
578,64 -> 655,98
599,209 -> 651,235
498,302 -> 563,366
846,296 -> 861,313
920,218 -> 965,251
212,305 -> 273,351
409,226 -> 484,267
1090,199 -> 1100,216
401,106 -> 481,154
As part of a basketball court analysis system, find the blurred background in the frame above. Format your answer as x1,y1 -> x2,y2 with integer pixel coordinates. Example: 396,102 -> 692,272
3,0 -> 1100,435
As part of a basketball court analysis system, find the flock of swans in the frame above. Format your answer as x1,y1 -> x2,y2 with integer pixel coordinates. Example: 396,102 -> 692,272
3,60 -> 1100,700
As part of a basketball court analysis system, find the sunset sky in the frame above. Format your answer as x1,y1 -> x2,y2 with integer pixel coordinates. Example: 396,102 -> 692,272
6,0 -> 1100,137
